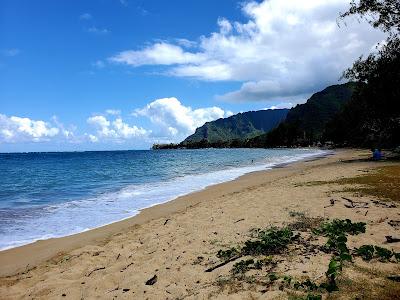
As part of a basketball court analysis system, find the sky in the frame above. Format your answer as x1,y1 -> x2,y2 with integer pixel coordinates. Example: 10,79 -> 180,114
0,0 -> 385,152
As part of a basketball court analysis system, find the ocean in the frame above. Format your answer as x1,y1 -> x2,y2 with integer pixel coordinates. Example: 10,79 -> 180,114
0,148 -> 327,250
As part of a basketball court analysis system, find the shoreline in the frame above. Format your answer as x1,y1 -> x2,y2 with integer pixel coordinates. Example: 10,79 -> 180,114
0,149 -> 330,277
0,148 -> 326,252
2,148 -> 399,299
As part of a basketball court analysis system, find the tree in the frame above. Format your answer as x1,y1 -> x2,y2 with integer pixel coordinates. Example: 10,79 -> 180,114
324,0 -> 400,148
340,0 -> 399,32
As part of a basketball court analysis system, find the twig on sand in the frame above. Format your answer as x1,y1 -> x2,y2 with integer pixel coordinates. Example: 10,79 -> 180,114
164,219 -> 170,225
120,262 -> 134,272
234,218 -> 245,223
107,286 -> 119,293
86,267 -> 105,277
205,256 -> 241,272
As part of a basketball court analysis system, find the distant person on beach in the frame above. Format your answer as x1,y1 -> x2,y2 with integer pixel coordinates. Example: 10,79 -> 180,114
372,148 -> 382,161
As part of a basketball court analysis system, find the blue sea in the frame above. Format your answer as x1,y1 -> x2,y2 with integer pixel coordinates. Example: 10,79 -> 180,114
0,148 -> 327,250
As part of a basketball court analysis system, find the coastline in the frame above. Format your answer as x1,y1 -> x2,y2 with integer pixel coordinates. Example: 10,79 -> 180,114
1,148 -> 399,299
0,148 -> 329,277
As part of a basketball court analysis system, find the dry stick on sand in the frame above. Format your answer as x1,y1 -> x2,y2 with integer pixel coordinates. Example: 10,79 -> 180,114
205,256 -> 241,272
120,262 -> 134,272
342,196 -> 369,208
107,286 -> 119,293
86,267 -> 105,277
234,218 -> 245,223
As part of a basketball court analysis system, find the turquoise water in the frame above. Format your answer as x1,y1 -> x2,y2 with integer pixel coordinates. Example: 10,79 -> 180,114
0,148 -> 327,250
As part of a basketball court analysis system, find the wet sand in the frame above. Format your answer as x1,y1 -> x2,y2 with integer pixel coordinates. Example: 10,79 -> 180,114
1,149 -> 399,299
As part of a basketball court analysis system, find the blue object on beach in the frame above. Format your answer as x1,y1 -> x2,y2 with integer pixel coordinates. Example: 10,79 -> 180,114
373,149 -> 382,160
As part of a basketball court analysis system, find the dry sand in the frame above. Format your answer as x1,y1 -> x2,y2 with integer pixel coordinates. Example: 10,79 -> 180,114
0,149 -> 399,299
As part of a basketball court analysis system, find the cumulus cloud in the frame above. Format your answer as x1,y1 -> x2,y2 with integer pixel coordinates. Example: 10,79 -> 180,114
134,97 -> 231,139
79,13 -> 92,20
110,43 -> 206,66
109,0 -> 385,102
0,114 -> 60,143
87,115 -> 148,142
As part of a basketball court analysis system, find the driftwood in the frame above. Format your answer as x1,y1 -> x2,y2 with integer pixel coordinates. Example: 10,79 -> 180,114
164,219 -> 170,225
385,236 -> 400,243
205,256 -> 241,272
387,275 -> 400,282
342,197 -> 369,208
234,218 -> 245,223
86,266 -> 105,277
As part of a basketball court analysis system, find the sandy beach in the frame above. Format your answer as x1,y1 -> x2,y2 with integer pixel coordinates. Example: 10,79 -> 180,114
1,149 -> 399,299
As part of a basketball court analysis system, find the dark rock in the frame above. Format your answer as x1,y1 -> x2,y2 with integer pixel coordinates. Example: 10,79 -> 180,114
145,275 -> 158,285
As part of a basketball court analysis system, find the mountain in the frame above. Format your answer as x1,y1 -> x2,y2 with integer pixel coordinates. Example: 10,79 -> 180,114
182,109 -> 289,145
247,82 -> 358,147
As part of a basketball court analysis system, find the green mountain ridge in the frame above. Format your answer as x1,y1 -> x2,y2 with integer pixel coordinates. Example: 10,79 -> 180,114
247,82 -> 358,147
182,109 -> 289,145
152,82 -> 358,150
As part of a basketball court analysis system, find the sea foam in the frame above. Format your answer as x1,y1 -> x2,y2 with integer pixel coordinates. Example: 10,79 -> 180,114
0,148 -> 328,250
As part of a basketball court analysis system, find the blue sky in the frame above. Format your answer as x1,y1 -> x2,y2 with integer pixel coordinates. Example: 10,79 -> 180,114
0,0 -> 384,152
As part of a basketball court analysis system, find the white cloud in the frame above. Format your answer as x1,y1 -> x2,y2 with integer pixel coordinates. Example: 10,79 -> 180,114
109,42 -> 206,66
175,38 -> 197,48
87,26 -> 110,35
80,13 -> 92,20
51,116 -> 75,138
87,115 -> 148,142
88,134 -> 98,142
105,109 -> 121,115
0,114 -> 60,143
265,102 -> 294,110
109,0 -> 385,102
134,97 -> 231,139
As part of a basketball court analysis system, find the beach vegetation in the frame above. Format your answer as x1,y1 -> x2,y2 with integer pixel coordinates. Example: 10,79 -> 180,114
356,244 -> 400,262
216,247 -> 240,261
209,215 -> 399,298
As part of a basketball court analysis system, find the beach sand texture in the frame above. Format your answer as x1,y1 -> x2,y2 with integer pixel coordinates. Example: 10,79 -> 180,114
1,149 -> 399,299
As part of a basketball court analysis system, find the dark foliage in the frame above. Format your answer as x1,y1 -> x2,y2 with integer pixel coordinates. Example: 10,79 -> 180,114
246,83 -> 358,147
325,0 -> 400,148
